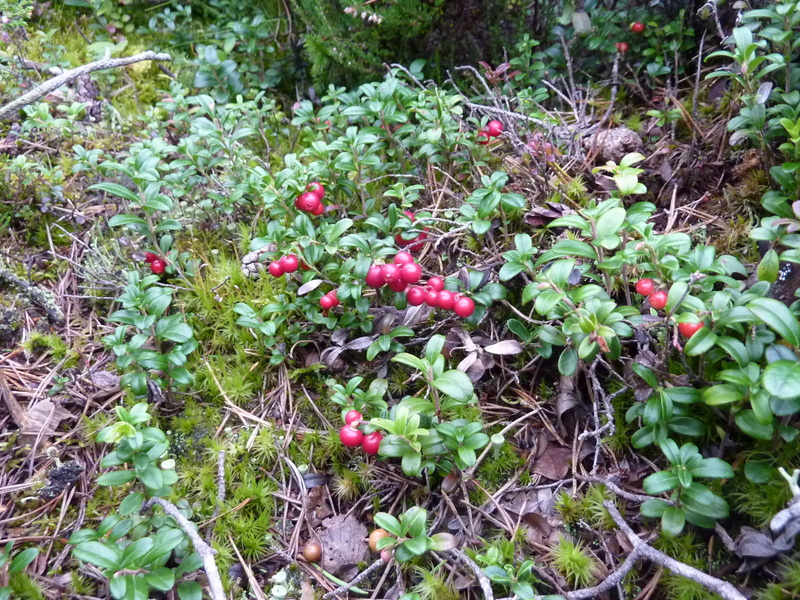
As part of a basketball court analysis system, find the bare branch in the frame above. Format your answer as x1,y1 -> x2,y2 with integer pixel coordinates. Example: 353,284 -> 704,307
142,497 -> 225,600
0,51 -> 172,121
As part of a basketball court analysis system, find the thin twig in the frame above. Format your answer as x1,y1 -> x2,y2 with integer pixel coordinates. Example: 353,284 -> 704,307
0,51 -> 171,121
448,548 -> 494,600
142,498 -> 225,600
206,450 -> 226,541
322,557 -> 387,599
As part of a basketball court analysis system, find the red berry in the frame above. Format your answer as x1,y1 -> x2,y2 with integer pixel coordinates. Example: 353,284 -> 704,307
453,296 -> 475,318
279,255 -> 299,273
486,120 -> 504,137
150,259 -> 166,275
402,210 -> 416,221
476,129 -> 491,145
382,264 -> 402,284
406,230 -> 428,251
311,202 -> 325,216
365,265 -> 385,288
339,425 -> 364,448
679,321 -> 705,339
268,261 -> 284,277
427,276 -> 444,291
406,286 -> 426,306
144,252 -> 158,263
297,192 -> 321,213
388,279 -> 408,293
381,549 -> 392,562
437,290 -> 456,310
425,290 -> 439,307
615,42 -> 629,53
344,410 -> 363,425
631,21 -> 645,34
649,290 -> 668,310
635,278 -> 655,296
361,431 -> 383,455
306,182 -> 325,198
320,294 -> 336,310
328,290 -> 340,307
401,263 -> 422,284
393,251 -> 415,266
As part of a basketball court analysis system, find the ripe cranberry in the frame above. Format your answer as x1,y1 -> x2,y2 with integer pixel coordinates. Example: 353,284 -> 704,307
297,192 -> 321,213
427,276 -> 444,291
327,290 -> 340,307
486,120 -> 504,137
635,278 -> 655,296
320,294 -> 336,310
381,264 -> 402,284
615,42 -> 629,53
339,425 -> 364,448
365,265 -> 385,288
406,230 -> 428,252
476,129 -> 491,145
679,322 -> 705,339
401,263 -> 422,284
279,255 -> 299,273
306,182 -> 325,198
268,261 -> 284,277
406,286 -> 426,306
437,290 -> 456,310
393,251 -> 415,266
649,290 -> 668,310
311,202 -> 325,216
144,252 -> 158,263
362,431 -> 383,455
453,296 -> 475,318
150,259 -> 166,275
388,279 -> 408,293
631,21 -> 645,33
344,410 -> 363,425
425,290 -> 439,307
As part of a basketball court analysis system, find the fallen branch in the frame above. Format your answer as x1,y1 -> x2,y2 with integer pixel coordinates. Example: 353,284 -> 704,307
0,51 -> 172,121
0,264 -> 64,325
449,548 -> 494,600
142,497 -> 225,600
321,557 -> 386,599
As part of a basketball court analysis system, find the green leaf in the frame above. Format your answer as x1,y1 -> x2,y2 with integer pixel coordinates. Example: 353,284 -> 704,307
177,581 -> 202,600
640,498 -> 670,518
594,207 -> 626,238
73,541 -> 121,570
661,507 -> 686,538
684,327 -> 718,356
89,182 -> 140,204
402,507 -> 428,538
747,298 -> 800,346
558,348 -> 578,376
108,214 -> 148,228
681,483 -> 729,519
97,470 -> 137,486
702,384 -> 743,406
119,492 -> 145,516
155,315 -> 193,343
690,458 -> 733,479
432,370 -> 473,403
643,470 -> 679,494
763,360 -> 800,400
374,513 -> 403,537
428,532 -> 457,551
757,249 -> 780,283
9,548 -> 39,575
735,410 -> 774,440
401,536 -> 428,556
144,567 -> 175,591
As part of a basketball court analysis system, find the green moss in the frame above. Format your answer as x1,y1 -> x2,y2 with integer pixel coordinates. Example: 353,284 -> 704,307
474,440 -> 525,491
21,331 -> 69,361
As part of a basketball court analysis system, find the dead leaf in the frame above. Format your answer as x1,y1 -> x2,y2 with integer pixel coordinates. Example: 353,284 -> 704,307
90,370 -> 120,390
21,399 -> 73,439
484,340 -> 523,355
298,280 -> 324,295
524,202 -> 574,227
346,337 -> 375,351
300,579 -> 315,600
316,514 -> 369,580
532,445 -> 572,480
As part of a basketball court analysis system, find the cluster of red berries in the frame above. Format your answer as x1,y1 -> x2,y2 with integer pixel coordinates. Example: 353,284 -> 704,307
365,252 -> 476,317
615,22 -> 645,53
320,289 -> 339,310
339,410 -> 383,454
635,278 -> 705,339
477,120 -> 504,145
395,210 -> 428,251
294,182 -> 326,215
144,252 -> 167,275
268,254 -> 300,277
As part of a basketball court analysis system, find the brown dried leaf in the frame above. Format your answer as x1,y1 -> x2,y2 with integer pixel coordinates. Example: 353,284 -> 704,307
532,445 -> 572,481
316,514 -> 369,579
346,336 -> 375,351
484,340 -> 523,355
90,370 -> 120,390
21,399 -> 73,438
